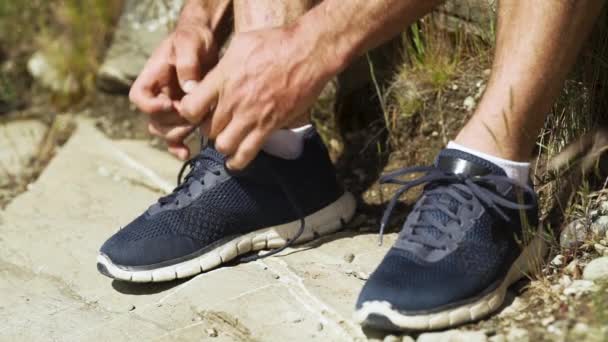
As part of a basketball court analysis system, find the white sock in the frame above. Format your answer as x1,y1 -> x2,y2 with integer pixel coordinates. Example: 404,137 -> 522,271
447,141 -> 530,184
262,124 -> 313,159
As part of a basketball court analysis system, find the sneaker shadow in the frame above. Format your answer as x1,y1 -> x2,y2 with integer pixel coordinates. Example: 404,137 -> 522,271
111,278 -> 190,294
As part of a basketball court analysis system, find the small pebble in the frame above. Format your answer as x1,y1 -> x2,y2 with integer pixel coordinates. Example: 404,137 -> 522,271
560,275 -> 573,288
600,201 -> 608,215
463,96 -> 476,112
551,254 -> 564,266
594,243 -> 607,255
560,220 -> 588,248
273,274 -> 280,280
563,280 -> 598,297
591,216 -> 608,237
506,327 -> 529,342
541,316 -> 555,326
206,328 -> 218,337
127,304 -> 136,312
343,253 -> 355,263
316,322 -> 324,331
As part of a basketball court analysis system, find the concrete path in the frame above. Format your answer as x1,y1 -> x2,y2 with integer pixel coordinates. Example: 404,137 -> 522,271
0,119 -> 396,341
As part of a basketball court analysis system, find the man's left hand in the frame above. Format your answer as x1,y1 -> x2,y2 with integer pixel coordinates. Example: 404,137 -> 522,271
178,27 -> 337,170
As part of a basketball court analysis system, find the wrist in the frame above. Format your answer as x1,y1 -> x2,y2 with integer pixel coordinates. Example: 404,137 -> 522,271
178,0 -> 230,34
289,12 -> 352,80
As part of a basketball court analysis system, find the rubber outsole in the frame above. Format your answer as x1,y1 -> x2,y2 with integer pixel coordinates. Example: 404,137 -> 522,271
353,228 -> 548,331
97,192 -> 357,283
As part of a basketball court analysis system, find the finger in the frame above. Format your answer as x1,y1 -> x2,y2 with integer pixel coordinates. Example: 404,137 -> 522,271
168,143 -> 190,160
160,66 -> 184,100
129,82 -> 172,114
148,121 -> 196,144
172,29 -> 206,92
206,100 -> 233,140
214,119 -> 253,156
129,42 -> 174,113
200,117 -> 211,137
226,130 -> 268,170
179,67 -> 223,124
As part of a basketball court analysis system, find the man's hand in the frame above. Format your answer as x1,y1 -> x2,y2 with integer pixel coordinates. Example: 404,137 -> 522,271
179,27 -> 337,169
129,0 -> 228,160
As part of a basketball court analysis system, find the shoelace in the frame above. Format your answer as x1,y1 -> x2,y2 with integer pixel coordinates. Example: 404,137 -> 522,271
160,149 -> 307,261
157,153 -> 221,207
378,166 -> 536,249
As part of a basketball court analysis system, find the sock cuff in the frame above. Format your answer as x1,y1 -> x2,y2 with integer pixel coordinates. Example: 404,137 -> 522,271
446,141 -> 530,167
446,141 -> 530,184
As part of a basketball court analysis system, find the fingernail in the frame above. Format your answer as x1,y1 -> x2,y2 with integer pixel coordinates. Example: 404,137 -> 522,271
182,80 -> 196,94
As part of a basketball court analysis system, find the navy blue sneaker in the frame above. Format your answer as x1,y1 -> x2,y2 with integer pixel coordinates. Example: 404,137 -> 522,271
354,149 -> 546,331
97,128 -> 356,282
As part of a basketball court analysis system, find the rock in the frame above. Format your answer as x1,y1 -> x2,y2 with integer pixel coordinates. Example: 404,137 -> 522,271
0,119 -> 49,187
97,0 -> 184,92
551,254 -> 564,266
434,0 -> 496,38
594,243 -> 607,255
564,259 -> 581,278
563,280 -> 599,297
463,96 -> 476,111
417,329 -> 487,342
560,220 -> 588,248
559,275 -> 572,288
205,327 -> 218,337
591,216 -> 608,237
316,322 -> 324,331
583,256 -> 608,281
548,320 -> 569,338
27,52 -> 79,94
600,201 -> 608,215
506,328 -> 528,342
571,322 -> 590,336
343,253 -> 355,263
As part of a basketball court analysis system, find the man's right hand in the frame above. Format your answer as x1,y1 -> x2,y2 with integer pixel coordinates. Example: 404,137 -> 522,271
129,11 -> 219,160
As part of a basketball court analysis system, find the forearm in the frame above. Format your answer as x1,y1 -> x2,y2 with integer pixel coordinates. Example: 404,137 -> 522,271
178,0 -> 232,32
292,0 -> 443,75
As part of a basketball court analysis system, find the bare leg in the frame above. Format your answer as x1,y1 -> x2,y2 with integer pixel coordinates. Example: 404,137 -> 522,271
455,0 -> 605,161
233,0 -> 315,127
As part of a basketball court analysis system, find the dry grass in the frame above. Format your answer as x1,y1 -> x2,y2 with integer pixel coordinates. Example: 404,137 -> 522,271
0,0 -> 123,107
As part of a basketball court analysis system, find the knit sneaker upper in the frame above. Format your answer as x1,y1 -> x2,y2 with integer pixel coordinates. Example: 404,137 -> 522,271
357,149 -> 538,312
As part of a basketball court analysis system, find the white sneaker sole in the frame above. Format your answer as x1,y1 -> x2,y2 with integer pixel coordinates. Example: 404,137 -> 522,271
97,192 -> 357,283
353,227 -> 548,331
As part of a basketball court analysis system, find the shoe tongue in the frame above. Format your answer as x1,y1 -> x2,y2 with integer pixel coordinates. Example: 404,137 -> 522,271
403,149 -> 505,249
435,148 -> 505,177
200,145 -> 225,167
